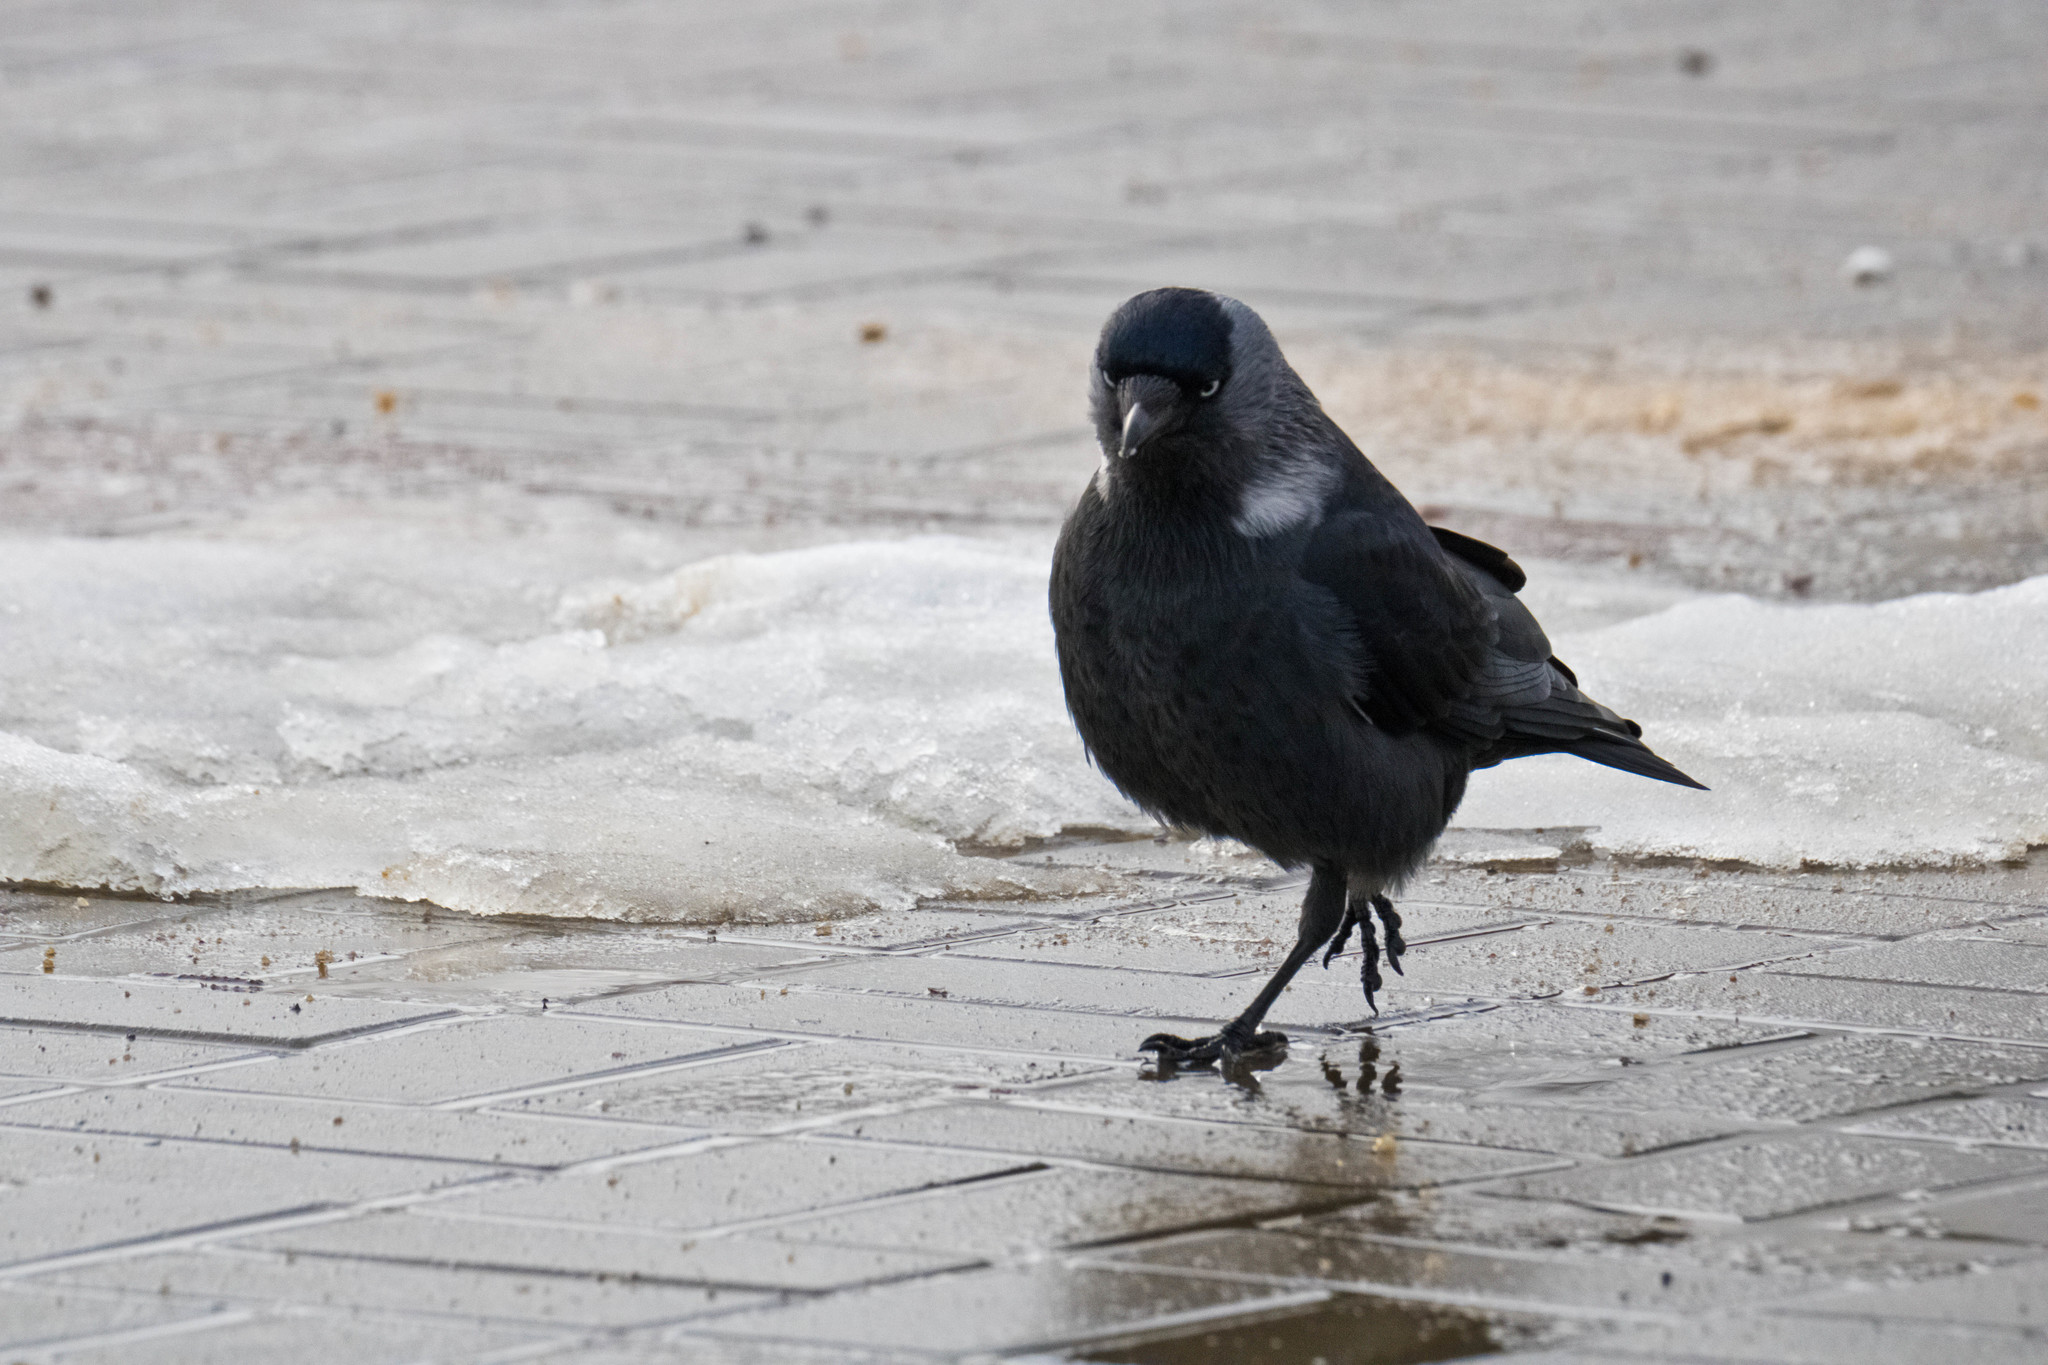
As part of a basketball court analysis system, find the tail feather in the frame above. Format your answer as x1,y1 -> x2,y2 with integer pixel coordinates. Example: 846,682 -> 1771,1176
1567,737 -> 1709,790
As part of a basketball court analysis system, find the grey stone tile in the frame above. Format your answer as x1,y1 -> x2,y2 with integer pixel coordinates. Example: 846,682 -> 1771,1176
1609,972 -> 2048,1044
697,1262 -> 1323,1354
431,1136 -> 1029,1236
0,976 -> 455,1049
1503,1132 -> 2048,1222
12,1309 -> 552,1365
1095,1225 -> 1782,1317
0,1128 -> 499,1269
526,1341 -> 920,1365
0,895 -> 512,985
177,1014 -> 756,1106
1869,1179 -> 2048,1247
819,1102 -> 1565,1190
234,1207 -> 969,1293
0,1025 -> 261,1085
572,983 -> 1224,1059
1499,867 -> 2048,938
1020,1072 -> 1743,1163
1528,1034 -> 2048,1127
1353,917 -> 1840,1000
43,1243 -> 736,1331
0,889 -> 184,942
1779,939 -> 2048,995
1849,1097 -> 2048,1151
0,1084 -> 701,1168
1787,1256 -> 2048,1328
507,1039 -> 1111,1133
947,889 -> 1530,977
0,1283 -> 230,1354
1562,1312 -> 2048,1365
768,1163 -> 1348,1261
1990,916 -> 2048,947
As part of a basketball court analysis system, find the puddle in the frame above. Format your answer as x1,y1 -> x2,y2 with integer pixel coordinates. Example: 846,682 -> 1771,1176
1073,1293 -> 1506,1364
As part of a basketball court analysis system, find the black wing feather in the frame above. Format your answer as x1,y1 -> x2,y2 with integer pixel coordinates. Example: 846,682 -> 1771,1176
1306,517 -> 1706,790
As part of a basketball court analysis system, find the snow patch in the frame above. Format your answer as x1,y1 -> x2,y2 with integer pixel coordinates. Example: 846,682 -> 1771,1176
2,534 -> 2043,921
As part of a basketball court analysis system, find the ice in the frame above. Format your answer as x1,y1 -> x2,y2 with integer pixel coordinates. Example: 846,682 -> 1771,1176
1457,573 -> 2048,867
0,533 -> 1143,921
2,531 -> 2043,923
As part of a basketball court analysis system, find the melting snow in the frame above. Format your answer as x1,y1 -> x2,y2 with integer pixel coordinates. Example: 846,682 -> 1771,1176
1,534 -> 2041,920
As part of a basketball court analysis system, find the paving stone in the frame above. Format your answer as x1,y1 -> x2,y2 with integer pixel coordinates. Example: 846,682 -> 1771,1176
1990,916 -> 2048,947
233,1207 -> 970,1293
1550,1312 -> 2048,1365
0,1128 -> 501,1270
176,1014 -> 759,1106
42,1243 -> 738,1331
0,889 -> 188,942
1608,972 -> 2048,1044
820,1101 -> 1565,1190
430,1135 -> 1028,1236
0,1085 -> 702,1169
0,894 -> 513,985
0,976 -> 456,1049
527,1341 -> 922,1365
1094,1225 -> 1781,1317
1501,867 -> 2048,937
1028,1071 -> 1744,1162
0,1025 -> 261,1086
1869,1179 -> 2048,1247
1788,1256 -> 2048,1329
5,1308 -> 552,1365
1850,1097 -> 2048,1151
1347,917 -> 1841,999
768,1163 -> 1350,1261
317,929 -> 833,1009
509,1038 -> 1111,1133
1778,939 -> 2048,995
0,1283 -> 231,1354
696,1262 -> 1327,1354
1525,1033 -> 2048,1126
761,904 -> 1073,952
1503,1132 -> 2048,1222
574,983 -> 1228,1058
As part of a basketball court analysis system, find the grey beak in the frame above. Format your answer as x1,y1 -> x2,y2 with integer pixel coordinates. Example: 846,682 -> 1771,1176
1116,374 -> 1179,458
1121,401 -> 1164,459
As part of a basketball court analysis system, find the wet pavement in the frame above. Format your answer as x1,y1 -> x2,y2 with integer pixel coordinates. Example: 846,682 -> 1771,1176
6,851 -> 2048,1362
6,1 -> 2048,1361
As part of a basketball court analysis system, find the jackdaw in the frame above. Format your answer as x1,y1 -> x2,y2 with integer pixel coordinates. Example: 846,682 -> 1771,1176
1050,287 -> 1704,1066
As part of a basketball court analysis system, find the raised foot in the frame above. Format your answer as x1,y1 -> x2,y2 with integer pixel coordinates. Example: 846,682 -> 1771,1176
1322,894 -> 1407,1014
1140,1028 -> 1288,1066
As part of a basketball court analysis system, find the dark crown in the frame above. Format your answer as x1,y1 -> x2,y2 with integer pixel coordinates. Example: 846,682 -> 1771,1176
1097,288 -> 1233,389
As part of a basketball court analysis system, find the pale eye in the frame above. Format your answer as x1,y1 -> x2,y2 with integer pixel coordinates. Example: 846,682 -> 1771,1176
1198,379 -> 1221,399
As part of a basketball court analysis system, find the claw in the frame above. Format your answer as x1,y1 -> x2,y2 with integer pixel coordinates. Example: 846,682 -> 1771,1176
1322,901 -> 1360,968
1374,895 -> 1406,976
1140,1027 -> 1288,1066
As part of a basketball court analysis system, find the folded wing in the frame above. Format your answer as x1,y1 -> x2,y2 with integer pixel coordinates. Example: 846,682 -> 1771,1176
1298,514 -> 1705,789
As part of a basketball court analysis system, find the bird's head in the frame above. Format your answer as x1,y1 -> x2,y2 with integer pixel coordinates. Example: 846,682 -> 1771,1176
1089,287 -> 1293,487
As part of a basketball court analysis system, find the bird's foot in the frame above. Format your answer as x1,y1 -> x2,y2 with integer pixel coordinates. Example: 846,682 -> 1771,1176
1140,1023 -> 1287,1068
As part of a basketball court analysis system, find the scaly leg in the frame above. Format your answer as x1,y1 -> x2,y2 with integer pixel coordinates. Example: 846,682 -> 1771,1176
1142,861 -> 1348,1067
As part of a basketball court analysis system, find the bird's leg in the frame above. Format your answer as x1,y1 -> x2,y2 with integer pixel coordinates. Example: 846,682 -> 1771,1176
1143,862 -> 1347,1067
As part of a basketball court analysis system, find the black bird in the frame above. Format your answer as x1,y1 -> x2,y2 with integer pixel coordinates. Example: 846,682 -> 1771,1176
1049,288 -> 1705,1067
